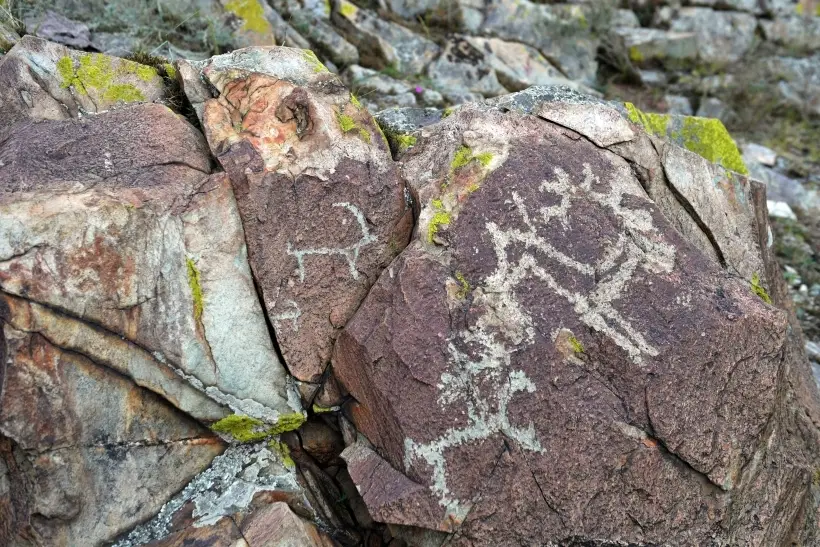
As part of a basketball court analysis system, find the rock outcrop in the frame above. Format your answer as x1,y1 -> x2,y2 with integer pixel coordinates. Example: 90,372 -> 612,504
0,34 -> 819,547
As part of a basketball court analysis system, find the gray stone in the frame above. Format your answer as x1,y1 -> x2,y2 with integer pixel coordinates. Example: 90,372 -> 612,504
272,0 -> 360,67
611,27 -> 698,66
765,55 -> 820,116
696,97 -> 731,122
761,14 -> 820,51
465,36 -> 598,95
669,8 -> 757,65
684,0 -> 764,14
426,37 -> 508,99
481,0 -> 599,86
333,0 -> 440,75
29,10 -> 90,49
665,94 -> 693,116
742,142 -> 778,167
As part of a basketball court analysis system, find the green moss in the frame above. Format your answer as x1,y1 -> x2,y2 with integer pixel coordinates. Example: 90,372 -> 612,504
268,439 -> 296,469
212,412 -> 306,443
56,56 -> 75,87
676,117 -> 749,175
475,152 -> 493,167
104,83 -> 145,102
454,271 -> 470,299
302,50 -> 329,73
442,107 -> 455,118
211,414 -> 268,442
451,145 -> 474,171
427,201 -> 451,243
339,0 -> 358,17
267,412 -> 307,435
134,63 -> 158,82
628,46 -> 644,63
56,54 -> 148,103
163,63 -> 177,79
312,404 -> 335,413
186,257 -> 204,320
337,112 -> 357,132
750,272 -> 772,304
350,93 -> 362,108
224,0 -> 271,34
396,134 -> 417,153
569,336 -> 585,353
358,128 -> 371,143
625,103 -> 748,176
624,102 -> 670,137
450,146 -> 493,172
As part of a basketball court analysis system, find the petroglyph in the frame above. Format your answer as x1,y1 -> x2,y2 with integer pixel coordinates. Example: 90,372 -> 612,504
270,300 -> 302,332
287,202 -> 376,282
404,163 -> 676,516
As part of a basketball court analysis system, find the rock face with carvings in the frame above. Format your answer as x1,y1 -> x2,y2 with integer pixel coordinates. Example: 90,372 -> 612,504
179,48 -> 413,384
0,36 -> 819,547
334,91 -> 820,544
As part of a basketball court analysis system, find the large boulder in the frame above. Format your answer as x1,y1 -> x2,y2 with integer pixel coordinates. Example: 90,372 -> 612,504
179,46 -> 413,383
332,88 -> 820,544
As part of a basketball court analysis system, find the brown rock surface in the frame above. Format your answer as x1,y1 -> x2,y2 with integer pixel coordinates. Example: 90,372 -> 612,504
332,95 -> 820,543
180,47 -> 412,382
0,102 -> 301,424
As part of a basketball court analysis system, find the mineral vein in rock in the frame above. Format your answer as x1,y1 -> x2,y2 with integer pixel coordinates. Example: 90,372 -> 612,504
404,163 -> 676,518
287,202 -> 376,282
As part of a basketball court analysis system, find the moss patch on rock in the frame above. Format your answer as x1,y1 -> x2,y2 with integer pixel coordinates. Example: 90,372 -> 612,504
428,199 -> 451,243
56,53 -> 158,103
624,102 -> 748,175
186,257 -> 204,321
224,0 -> 272,34
211,412 -> 306,443
750,272 -> 772,304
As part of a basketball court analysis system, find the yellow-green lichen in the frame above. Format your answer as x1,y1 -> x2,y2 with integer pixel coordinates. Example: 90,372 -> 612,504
268,439 -> 296,469
359,128 -> 372,143
451,145 -> 474,170
211,414 -> 269,442
629,46 -> 644,63
625,103 -> 748,175
427,200 -> 451,243
676,117 -> 749,175
339,0 -> 358,18
396,134 -> 417,153
302,49 -> 329,73
337,112 -> 357,132
750,272 -> 772,304
312,404 -> 335,413
450,145 -> 492,172
56,54 -> 149,103
454,271 -> 470,299
211,412 -> 306,443
267,412 -> 307,435
569,336 -> 585,353
350,93 -> 362,108
442,107 -> 455,118
625,102 -> 670,137
224,0 -> 271,34
186,257 -> 204,320
163,62 -> 177,79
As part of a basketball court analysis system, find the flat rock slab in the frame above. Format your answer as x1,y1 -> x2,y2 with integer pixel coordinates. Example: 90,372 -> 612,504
332,102 -> 818,543
0,103 -> 300,424
180,47 -> 412,382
